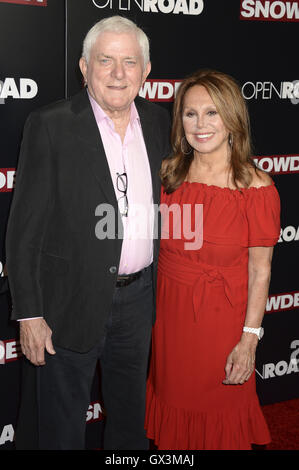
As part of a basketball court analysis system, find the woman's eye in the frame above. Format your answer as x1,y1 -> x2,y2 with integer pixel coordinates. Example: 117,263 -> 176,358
185,111 -> 195,118
208,110 -> 217,116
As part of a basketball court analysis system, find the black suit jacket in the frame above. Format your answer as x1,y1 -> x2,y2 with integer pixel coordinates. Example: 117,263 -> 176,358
6,89 -> 171,352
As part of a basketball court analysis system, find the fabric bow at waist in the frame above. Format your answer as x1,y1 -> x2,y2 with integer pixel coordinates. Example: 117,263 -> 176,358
158,250 -> 247,322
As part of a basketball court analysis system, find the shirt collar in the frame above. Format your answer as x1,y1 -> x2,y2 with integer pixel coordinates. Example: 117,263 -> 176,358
87,90 -> 140,127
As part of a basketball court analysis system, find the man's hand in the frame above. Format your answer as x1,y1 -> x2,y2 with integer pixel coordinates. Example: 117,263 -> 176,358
223,335 -> 258,385
20,318 -> 56,366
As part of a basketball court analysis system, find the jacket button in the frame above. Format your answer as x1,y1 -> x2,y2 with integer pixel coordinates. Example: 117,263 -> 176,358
109,266 -> 117,274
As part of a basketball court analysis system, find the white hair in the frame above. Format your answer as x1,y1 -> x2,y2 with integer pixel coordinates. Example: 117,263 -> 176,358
82,16 -> 150,69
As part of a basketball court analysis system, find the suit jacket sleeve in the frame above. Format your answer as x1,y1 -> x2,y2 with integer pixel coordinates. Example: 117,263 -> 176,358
6,111 -> 53,320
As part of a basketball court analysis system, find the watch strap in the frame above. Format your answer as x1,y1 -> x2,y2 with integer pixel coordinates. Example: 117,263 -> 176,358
243,326 -> 264,339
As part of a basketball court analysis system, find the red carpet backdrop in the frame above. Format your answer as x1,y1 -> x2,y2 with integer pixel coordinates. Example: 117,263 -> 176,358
0,0 -> 298,449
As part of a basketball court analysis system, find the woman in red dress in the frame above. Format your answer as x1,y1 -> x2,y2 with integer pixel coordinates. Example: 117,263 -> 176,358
145,70 -> 281,450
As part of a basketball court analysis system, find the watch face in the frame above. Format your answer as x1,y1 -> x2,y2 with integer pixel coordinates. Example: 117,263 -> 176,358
259,327 -> 264,339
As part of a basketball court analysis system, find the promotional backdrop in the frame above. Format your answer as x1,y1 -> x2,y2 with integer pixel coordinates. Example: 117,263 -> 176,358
0,0 -> 298,450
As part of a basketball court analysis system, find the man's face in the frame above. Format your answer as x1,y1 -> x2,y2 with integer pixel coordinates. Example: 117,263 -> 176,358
80,31 -> 151,117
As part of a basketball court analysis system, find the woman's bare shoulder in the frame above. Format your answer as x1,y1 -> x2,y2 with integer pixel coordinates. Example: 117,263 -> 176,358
248,166 -> 273,188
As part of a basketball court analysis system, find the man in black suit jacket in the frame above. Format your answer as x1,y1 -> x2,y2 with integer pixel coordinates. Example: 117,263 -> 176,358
6,16 -> 170,450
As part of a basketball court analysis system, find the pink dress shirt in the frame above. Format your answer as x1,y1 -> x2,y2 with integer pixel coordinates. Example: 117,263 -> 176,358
89,93 -> 154,275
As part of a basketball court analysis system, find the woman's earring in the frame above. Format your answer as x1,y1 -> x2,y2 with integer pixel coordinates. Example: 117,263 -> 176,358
229,134 -> 234,147
181,136 -> 193,155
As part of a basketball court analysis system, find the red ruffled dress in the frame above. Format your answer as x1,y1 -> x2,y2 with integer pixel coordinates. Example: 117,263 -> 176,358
145,181 -> 281,450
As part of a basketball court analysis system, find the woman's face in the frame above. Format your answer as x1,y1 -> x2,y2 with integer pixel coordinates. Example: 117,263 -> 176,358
182,85 -> 230,158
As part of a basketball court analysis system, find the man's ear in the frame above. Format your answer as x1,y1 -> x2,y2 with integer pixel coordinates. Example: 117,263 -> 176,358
142,61 -> 151,84
79,57 -> 88,85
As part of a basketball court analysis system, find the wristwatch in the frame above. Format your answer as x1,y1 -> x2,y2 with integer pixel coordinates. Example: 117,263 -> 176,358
243,326 -> 264,340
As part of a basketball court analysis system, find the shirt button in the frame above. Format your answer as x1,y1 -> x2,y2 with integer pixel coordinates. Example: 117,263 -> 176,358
109,266 -> 117,274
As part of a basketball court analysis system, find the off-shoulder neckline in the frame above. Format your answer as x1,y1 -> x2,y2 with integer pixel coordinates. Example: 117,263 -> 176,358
182,180 -> 275,193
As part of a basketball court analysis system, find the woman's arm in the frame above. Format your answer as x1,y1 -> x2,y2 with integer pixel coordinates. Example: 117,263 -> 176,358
223,246 -> 273,385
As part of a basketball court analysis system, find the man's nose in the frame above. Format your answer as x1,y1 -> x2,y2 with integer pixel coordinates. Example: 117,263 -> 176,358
111,61 -> 125,79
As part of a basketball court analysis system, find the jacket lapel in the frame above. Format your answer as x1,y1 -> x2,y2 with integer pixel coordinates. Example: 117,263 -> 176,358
71,89 -> 117,207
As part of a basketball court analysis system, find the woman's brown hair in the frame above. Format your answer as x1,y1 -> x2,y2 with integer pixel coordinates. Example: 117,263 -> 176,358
160,69 -> 257,193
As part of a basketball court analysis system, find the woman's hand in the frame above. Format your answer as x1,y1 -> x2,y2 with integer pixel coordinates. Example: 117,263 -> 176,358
223,334 -> 258,385
222,244 -> 274,386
